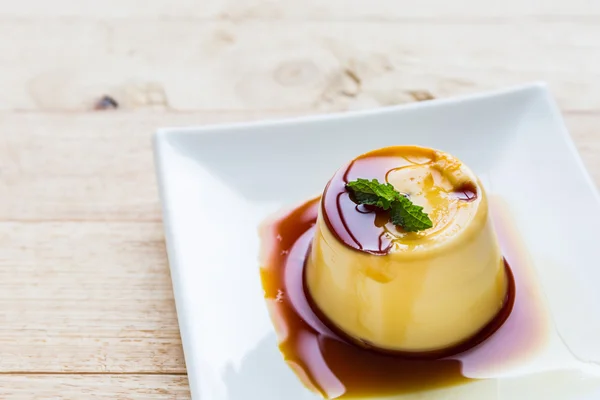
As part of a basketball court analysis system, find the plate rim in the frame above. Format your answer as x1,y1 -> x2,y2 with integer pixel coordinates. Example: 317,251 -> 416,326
153,81 -> 548,139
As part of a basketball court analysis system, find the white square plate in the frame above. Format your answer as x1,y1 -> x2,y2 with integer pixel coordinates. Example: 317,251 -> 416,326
154,83 -> 600,400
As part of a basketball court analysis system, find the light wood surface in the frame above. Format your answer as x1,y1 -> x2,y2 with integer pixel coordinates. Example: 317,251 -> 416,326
1,0 -> 599,397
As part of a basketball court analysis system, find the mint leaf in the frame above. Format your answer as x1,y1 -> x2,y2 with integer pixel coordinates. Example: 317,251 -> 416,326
345,178 -> 399,210
345,177 -> 432,232
390,196 -> 433,232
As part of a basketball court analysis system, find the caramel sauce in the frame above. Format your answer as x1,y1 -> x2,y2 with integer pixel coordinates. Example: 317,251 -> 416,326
260,197 -> 545,399
322,146 -> 479,255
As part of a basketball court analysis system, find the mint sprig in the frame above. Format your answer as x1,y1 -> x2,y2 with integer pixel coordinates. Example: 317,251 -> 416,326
345,178 -> 398,210
345,178 -> 433,232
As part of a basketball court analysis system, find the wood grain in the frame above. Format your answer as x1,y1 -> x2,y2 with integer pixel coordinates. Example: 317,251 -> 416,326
1,0 -> 600,396
0,374 -> 189,399
0,221 -> 185,373
2,0 -> 600,19
0,111 -> 297,221
1,19 -> 599,112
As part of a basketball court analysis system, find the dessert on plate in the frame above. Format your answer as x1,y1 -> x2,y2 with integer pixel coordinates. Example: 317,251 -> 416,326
305,145 -> 508,353
259,145 -> 528,399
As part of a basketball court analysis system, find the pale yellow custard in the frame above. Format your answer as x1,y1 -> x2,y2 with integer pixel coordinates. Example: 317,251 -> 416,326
305,146 -> 508,353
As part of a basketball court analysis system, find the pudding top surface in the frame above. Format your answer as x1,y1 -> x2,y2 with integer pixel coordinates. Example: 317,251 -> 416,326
321,146 -> 484,255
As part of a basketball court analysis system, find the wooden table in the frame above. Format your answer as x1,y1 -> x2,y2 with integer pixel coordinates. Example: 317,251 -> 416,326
2,0 -> 599,398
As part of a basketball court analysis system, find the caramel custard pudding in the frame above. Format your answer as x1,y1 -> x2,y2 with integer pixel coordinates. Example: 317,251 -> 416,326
306,145 -> 507,353
259,145 -> 544,399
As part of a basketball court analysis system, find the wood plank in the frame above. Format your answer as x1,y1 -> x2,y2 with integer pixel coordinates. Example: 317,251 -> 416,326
0,374 -> 189,399
1,20 -> 600,111
1,111 -> 598,222
2,0 -> 600,19
0,221 -> 184,373
0,111 -> 294,221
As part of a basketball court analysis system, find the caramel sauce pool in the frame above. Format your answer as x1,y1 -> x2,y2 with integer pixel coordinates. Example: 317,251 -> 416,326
260,198 -> 546,399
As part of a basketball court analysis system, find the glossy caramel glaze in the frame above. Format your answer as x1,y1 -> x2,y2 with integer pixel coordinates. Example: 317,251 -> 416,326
309,146 -> 508,353
322,146 -> 481,255
260,197 -> 544,399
